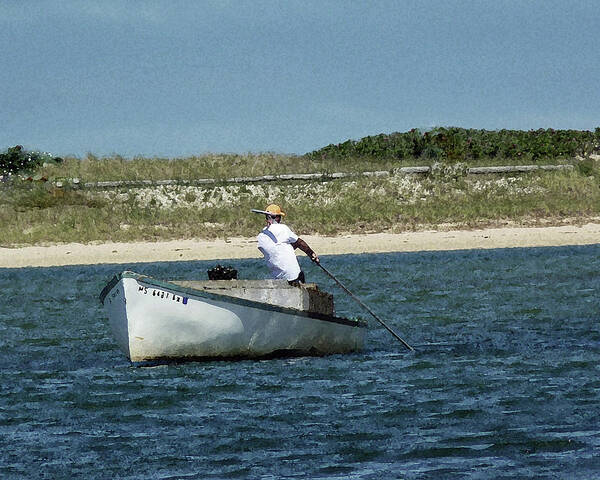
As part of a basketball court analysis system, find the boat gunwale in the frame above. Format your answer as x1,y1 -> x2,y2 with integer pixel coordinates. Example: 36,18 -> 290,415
100,271 -> 368,329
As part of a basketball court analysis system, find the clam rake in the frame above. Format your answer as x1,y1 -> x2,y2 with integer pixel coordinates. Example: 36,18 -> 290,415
316,262 -> 414,352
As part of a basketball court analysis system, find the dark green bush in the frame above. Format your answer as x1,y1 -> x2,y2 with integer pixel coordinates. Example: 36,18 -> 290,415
307,127 -> 600,163
0,145 -> 62,177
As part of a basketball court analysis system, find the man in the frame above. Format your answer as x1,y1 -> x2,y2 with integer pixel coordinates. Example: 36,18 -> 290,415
252,204 -> 319,285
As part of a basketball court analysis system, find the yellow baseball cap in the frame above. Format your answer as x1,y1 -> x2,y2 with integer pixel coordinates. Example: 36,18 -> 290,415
251,204 -> 286,216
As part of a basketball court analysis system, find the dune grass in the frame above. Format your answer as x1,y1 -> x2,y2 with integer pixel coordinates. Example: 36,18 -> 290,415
32,146 -> 592,185
2,161 -> 599,246
35,152 -> 408,183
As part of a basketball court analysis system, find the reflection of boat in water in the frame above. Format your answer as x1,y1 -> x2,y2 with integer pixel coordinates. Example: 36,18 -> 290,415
99,271 -> 368,363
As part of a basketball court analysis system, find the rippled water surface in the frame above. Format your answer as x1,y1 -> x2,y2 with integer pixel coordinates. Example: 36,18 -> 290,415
1,245 -> 599,479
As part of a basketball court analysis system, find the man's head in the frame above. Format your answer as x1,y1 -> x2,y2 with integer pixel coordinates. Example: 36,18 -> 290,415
264,204 -> 284,224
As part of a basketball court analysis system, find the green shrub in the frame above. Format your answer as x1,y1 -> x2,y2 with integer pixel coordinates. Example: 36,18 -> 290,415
576,158 -> 598,177
0,145 -> 63,177
307,127 -> 600,163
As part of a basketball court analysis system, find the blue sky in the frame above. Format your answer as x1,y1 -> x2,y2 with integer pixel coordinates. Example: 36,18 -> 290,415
2,0 -> 599,157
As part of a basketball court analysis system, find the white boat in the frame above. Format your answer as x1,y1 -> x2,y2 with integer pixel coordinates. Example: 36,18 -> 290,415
99,271 -> 368,363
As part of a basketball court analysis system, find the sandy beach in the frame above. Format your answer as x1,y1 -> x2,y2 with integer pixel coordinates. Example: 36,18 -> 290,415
1,222 -> 599,268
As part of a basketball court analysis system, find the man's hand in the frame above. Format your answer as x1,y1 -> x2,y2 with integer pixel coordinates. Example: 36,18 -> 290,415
311,252 -> 320,263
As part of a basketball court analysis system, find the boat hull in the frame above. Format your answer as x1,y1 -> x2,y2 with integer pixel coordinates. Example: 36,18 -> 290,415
100,272 -> 367,362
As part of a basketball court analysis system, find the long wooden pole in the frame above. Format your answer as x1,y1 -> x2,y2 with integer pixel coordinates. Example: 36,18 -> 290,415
316,263 -> 414,351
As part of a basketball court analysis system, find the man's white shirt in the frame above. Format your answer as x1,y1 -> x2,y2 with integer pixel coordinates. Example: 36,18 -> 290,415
257,223 -> 301,280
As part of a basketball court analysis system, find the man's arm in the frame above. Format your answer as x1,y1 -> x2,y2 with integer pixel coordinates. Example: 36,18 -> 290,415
291,238 -> 319,263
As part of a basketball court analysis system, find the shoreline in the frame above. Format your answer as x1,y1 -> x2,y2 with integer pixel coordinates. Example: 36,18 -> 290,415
1,223 -> 599,269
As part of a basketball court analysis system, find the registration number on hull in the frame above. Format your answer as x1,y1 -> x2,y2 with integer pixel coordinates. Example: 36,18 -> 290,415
138,285 -> 188,305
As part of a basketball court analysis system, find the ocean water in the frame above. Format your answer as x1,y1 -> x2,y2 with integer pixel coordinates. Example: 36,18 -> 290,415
1,245 -> 599,479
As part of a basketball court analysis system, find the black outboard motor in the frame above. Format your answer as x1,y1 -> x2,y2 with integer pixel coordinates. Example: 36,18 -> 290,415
207,264 -> 238,280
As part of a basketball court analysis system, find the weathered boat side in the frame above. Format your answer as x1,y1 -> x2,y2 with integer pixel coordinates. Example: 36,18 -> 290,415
100,271 -> 367,362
